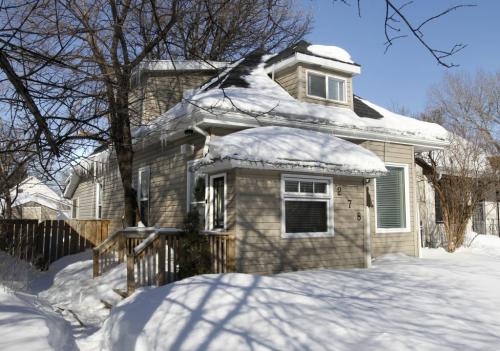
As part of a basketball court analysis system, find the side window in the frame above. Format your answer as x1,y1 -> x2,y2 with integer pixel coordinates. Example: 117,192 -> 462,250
138,167 -> 150,226
209,174 -> 226,230
376,165 -> 409,231
72,198 -> 79,219
95,183 -> 103,219
187,160 -> 207,227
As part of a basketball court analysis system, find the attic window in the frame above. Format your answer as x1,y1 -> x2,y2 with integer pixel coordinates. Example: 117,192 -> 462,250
307,71 -> 346,103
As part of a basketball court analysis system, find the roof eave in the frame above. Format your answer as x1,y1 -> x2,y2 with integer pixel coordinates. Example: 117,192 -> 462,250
265,53 -> 361,76
195,159 -> 386,178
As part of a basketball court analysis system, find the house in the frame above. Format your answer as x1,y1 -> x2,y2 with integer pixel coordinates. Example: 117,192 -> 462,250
416,148 -> 500,247
64,41 -> 449,274
2,176 -> 71,220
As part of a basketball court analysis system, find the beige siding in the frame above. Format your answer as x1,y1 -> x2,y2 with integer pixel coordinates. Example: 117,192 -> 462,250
72,180 -> 96,220
234,169 -> 366,274
274,66 -> 298,98
131,71 -> 215,125
360,141 -> 419,257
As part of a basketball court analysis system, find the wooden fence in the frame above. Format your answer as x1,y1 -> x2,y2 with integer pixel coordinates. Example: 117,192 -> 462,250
0,219 -> 110,269
93,227 -> 235,295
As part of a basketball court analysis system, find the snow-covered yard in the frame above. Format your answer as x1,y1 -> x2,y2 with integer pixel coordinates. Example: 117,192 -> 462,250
1,234 -> 500,350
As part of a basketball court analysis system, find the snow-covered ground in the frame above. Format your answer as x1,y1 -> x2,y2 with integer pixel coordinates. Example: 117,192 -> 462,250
1,235 -> 500,350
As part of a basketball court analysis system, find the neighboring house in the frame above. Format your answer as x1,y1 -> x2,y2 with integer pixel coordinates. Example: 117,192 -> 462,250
417,163 -> 500,247
2,176 -> 71,220
64,41 -> 449,274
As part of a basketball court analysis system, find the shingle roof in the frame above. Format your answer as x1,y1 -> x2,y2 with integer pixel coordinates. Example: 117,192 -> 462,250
203,50 -> 267,90
353,95 -> 384,119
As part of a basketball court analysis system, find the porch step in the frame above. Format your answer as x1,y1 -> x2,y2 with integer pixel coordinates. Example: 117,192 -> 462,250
112,288 -> 129,299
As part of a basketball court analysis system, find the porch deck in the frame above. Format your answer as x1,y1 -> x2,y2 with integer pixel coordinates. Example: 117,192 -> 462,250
93,227 -> 235,295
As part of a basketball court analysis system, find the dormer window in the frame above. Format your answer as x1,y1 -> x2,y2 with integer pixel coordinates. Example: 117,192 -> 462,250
307,71 -> 346,103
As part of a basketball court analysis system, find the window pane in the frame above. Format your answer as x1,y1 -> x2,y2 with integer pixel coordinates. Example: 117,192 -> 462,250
328,77 -> 345,101
376,166 -> 406,228
213,177 -> 225,229
435,192 -> 443,223
308,73 -> 326,98
314,182 -> 327,194
140,200 -> 149,226
285,201 -> 327,233
285,180 -> 299,192
300,181 -> 314,193
140,169 -> 149,200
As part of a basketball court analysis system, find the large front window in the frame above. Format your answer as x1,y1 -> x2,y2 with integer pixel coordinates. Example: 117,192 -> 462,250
376,165 -> 409,232
307,71 -> 346,103
281,175 -> 333,238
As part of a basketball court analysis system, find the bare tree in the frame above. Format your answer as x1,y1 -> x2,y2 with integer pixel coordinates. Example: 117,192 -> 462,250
0,121 -> 31,219
418,71 -> 500,251
427,70 -> 500,153
0,0 -> 310,226
332,0 -> 475,67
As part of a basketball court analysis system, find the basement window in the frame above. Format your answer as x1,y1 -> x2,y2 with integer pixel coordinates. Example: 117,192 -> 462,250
307,71 -> 346,103
281,175 -> 333,238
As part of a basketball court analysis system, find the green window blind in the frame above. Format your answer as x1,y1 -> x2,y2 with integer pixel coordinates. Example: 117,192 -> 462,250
376,166 -> 406,229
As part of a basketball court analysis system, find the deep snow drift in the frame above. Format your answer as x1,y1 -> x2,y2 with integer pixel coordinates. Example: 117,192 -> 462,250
99,236 -> 500,351
0,288 -> 77,351
2,235 -> 500,350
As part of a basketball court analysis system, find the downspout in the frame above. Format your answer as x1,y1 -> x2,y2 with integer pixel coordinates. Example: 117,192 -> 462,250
363,179 -> 372,268
192,125 -> 211,156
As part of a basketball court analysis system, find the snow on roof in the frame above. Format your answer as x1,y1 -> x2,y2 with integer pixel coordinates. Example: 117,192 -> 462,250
307,44 -> 354,64
194,126 -> 387,176
9,176 -> 69,210
135,60 -> 228,72
144,53 -> 448,146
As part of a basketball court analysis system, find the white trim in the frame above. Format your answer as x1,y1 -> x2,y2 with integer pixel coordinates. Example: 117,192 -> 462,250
281,174 -> 334,238
95,183 -> 102,219
72,197 -> 79,219
208,173 -> 227,231
264,52 -> 361,76
195,112 -> 449,151
138,166 -> 151,224
186,159 -> 208,214
374,162 -> 411,233
305,69 -> 348,104
195,158 -> 385,178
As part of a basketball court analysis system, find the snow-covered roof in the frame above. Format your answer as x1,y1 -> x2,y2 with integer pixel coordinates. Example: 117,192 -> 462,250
7,176 -> 70,211
135,60 -> 228,72
194,126 -> 387,177
143,51 -> 448,149
307,44 -> 354,64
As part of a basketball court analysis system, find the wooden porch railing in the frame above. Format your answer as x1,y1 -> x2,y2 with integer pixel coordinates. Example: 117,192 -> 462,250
93,227 -> 236,295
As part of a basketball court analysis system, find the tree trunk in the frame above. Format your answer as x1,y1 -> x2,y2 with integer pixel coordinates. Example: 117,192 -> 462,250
3,192 -> 13,219
113,75 -> 138,228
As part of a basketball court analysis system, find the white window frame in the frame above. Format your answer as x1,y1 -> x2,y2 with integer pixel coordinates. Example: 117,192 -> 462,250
72,197 -> 79,219
374,162 -> 411,233
281,174 -> 334,239
137,166 -> 150,225
305,69 -> 347,104
186,160 -> 208,214
95,182 -> 102,219
208,173 -> 227,231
